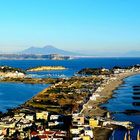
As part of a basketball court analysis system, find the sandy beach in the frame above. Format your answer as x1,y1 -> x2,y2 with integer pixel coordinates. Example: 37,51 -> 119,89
81,71 -> 140,117
80,71 -> 140,140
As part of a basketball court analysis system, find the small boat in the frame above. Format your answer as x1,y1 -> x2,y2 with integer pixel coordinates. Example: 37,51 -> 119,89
110,130 -> 115,140
124,132 -> 127,140
137,130 -> 140,140
124,130 -> 131,140
128,130 -> 131,140
133,102 -> 140,106
133,85 -> 140,88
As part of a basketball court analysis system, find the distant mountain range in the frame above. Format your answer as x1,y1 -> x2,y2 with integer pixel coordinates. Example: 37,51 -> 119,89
1,45 -> 140,57
124,51 -> 140,57
19,45 -> 80,56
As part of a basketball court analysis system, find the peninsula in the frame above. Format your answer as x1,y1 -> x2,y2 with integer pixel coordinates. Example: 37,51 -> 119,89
23,65 -> 140,116
0,64 -> 140,140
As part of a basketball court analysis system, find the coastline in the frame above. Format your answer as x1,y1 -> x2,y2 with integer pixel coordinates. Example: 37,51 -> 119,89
81,71 -> 140,117
80,71 -> 140,140
1,71 -> 140,117
100,71 -> 140,113
0,67 -> 140,139
11,71 -> 140,117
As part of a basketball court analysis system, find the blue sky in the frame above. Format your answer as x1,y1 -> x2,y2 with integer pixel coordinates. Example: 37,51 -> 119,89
0,0 -> 140,54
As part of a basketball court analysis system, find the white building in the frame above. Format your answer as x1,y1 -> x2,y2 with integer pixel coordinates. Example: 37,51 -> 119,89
84,127 -> 94,139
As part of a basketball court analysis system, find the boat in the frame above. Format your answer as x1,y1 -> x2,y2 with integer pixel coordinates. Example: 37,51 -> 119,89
128,130 -> 131,140
124,132 -> 127,140
124,130 -> 131,140
137,130 -> 140,140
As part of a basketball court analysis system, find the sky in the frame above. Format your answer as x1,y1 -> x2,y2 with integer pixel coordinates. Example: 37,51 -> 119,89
0,0 -> 140,55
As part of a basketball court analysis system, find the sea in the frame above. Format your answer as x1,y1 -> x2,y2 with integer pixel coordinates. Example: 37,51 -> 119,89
102,74 -> 140,140
0,57 -> 140,139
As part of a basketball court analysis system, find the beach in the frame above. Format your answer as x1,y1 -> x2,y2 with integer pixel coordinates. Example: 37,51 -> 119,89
81,71 -> 140,117
80,71 -> 140,140
17,69 -> 140,119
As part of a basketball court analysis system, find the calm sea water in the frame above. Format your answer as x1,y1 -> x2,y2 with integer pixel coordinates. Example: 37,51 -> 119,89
1,58 -> 140,78
103,74 -> 140,140
0,82 -> 49,112
0,58 -> 140,139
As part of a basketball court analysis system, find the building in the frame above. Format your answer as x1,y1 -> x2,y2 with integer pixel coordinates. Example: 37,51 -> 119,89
72,114 -> 85,125
36,111 -> 48,120
82,135 -> 91,140
25,114 -> 34,121
89,118 -> 99,128
84,127 -> 93,139
50,115 -> 60,120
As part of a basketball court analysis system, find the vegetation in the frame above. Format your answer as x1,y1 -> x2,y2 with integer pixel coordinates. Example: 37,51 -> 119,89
27,66 -> 67,72
24,76 -> 103,115
0,77 -> 57,84
0,66 -> 25,74
77,64 -> 140,76
77,68 -> 111,75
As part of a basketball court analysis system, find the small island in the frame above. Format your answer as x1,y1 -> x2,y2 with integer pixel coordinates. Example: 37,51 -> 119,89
27,66 -> 67,72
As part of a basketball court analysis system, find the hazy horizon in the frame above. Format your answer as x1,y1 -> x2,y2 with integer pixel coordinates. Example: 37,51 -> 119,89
1,45 -> 140,57
0,0 -> 140,56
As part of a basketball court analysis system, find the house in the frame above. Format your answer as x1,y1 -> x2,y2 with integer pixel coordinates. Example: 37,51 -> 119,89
1,122 -> 16,129
36,111 -> 48,120
0,135 -> 4,139
9,128 -> 16,136
72,114 -> 85,125
55,131 -> 67,137
48,121 -> 64,127
89,118 -> 99,128
25,114 -> 34,121
1,128 -> 7,135
84,127 -> 93,139
31,131 -> 39,138
90,96 -> 96,101
50,115 -> 61,120
31,131 -> 66,140
14,113 -> 25,120
73,137 -> 82,140
16,118 -> 32,129
70,127 -> 81,135
82,135 -> 91,140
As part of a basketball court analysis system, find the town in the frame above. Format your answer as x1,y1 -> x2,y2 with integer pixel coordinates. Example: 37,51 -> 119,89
0,65 -> 140,139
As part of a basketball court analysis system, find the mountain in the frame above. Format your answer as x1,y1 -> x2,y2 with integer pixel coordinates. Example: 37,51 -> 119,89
20,45 -> 80,56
